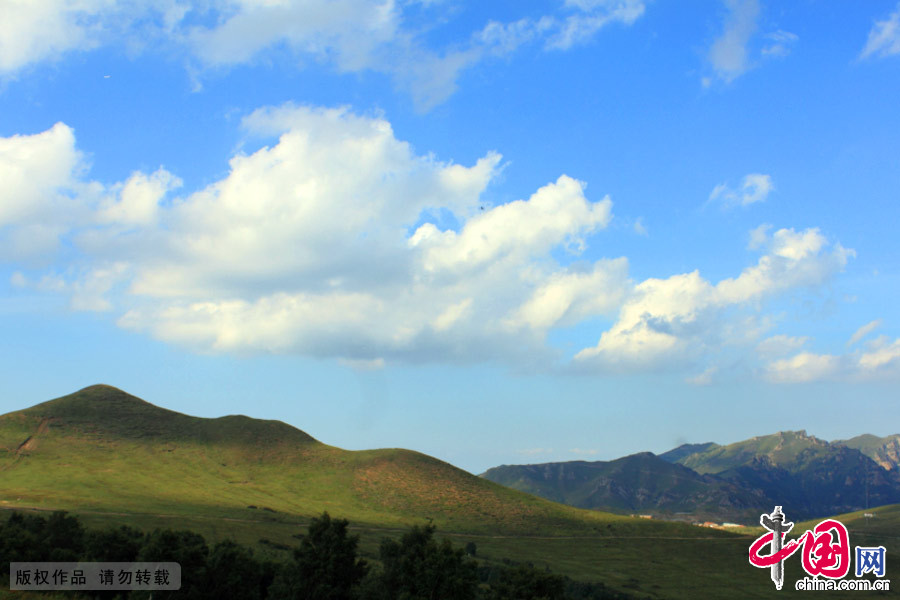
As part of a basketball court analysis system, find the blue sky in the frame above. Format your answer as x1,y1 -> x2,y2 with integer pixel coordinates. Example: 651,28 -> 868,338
1,0 -> 899,474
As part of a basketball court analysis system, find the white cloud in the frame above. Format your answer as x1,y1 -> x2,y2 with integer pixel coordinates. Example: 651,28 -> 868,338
0,1 -> 192,78
848,319 -> 882,347
410,175 -> 612,275
0,122 -> 96,262
762,30 -> 798,58
547,0 -> 646,50
756,334 -> 809,357
633,217 -> 648,236
184,0 -> 646,109
98,168 -> 182,226
0,112 -> 869,381
708,173 -> 773,208
574,226 -> 853,372
505,258 -> 629,332
765,352 -> 840,383
0,122 -> 83,225
3,107 -> 619,367
707,0 -> 760,83
0,1 -> 646,108
861,3 -> 900,59
189,0 -> 398,68
764,334 -> 900,383
858,336 -> 900,372
704,1 -> 798,85
0,0 -> 102,76
747,223 -> 771,250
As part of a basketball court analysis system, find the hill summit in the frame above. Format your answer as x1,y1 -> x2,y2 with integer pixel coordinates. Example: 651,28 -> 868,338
14,384 -> 320,448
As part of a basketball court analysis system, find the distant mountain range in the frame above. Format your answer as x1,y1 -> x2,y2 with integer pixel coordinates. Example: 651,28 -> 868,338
482,430 -> 900,523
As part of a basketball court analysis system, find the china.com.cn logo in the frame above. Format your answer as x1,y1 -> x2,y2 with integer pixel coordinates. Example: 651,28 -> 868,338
748,506 -> 889,592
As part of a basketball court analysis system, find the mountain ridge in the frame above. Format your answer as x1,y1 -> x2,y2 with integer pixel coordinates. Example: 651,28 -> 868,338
482,429 -> 900,523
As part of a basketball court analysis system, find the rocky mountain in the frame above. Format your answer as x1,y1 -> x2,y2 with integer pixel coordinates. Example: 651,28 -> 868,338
837,433 -> 900,471
483,430 -> 900,523
482,451 -> 768,522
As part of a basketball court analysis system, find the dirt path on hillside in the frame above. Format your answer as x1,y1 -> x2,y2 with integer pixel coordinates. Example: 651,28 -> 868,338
15,417 -> 53,455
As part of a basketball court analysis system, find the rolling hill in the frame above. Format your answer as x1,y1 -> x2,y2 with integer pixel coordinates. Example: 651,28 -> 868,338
0,384 -> 640,535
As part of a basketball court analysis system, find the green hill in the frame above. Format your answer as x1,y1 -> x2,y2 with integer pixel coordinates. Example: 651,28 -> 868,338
0,384 -> 636,535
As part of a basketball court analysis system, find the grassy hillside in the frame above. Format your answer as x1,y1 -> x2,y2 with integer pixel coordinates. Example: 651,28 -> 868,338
0,385 -> 646,535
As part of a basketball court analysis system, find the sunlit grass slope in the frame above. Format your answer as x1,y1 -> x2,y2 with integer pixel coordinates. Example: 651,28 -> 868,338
1,385 -> 637,534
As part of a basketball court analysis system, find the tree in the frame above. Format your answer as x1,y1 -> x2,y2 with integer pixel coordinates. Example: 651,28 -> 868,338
136,528 -> 209,600
0,512 -> 47,565
489,563 -> 566,600
269,512 -> 368,600
85,525 -> 144,562
43,511 -> 86,562
202,539 -> 268,600
375,524 -> 478,600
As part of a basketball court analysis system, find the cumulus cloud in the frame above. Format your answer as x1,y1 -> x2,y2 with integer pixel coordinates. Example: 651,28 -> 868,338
573,227 -> 853,372
2,106 -> 619,366
0,122 -> 96,262
98,168 -> 182,226
709,173 -> 773,208
0,109 -> 869,380
765,335 -> 900,383
861,3 -> 900,59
